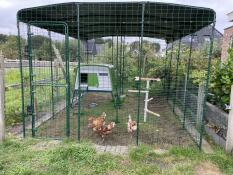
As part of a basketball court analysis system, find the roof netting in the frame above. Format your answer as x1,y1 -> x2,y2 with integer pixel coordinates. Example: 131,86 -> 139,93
17,2 -> 215,42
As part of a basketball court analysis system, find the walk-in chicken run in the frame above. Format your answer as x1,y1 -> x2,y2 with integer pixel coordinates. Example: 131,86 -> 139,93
17,2 -> 216,149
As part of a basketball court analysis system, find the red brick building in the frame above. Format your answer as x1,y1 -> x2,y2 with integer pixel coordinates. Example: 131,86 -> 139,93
221,11 -> 233,62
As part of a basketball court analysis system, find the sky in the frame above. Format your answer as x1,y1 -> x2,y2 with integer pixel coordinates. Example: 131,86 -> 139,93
0,0 -> 232,35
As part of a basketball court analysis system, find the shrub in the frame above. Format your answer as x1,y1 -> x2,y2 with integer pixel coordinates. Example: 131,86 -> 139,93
210,48 -> 233,108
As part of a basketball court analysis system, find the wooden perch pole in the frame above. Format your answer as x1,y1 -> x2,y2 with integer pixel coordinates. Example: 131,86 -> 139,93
129,77 -> 161,122
0,51 -> 5,143
52,44 -> 66,79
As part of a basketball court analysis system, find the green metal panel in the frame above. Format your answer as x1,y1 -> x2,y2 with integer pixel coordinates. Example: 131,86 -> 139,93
200,22 -> 216,150
173,39 -> 181,112
27,24 -> 36,137
48,31 -> 55,119
17,20 -> 26,138
183,35 -> 194,129
167,42 -> 174,101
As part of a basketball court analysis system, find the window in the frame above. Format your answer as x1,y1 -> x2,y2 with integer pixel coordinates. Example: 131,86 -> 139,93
99,73 -> 108,76
81,73 -> 88,83
230,36 -> 233,48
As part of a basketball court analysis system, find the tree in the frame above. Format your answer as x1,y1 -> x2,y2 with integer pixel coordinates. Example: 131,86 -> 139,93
33,41 -> 50,60
0,35 -> 18,59
0,34 -> 7,44
31,35 -> 50,50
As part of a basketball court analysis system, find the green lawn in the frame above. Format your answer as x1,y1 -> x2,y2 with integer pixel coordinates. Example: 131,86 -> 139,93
0,138 -> 233,175
88,73 -> 99,87
4,67 -> 76,126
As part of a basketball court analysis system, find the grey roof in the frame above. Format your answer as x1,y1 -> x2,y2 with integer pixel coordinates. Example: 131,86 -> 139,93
83,39 -> 97,55
168,25 -> 222,49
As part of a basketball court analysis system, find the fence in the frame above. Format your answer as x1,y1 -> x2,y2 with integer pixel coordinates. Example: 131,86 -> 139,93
0,52 -> 5,142
3,59 -> 233,152
170,77 -> 233,152
4,60 -> 76,133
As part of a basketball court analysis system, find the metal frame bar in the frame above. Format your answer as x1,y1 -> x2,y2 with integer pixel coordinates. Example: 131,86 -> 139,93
120,36 -> 123,95
48,31 -> 55,118
115,34 -> 119,123
86,39 -> 89,64
77,4 -> 81,141
122,36 -> 125,95
27,24 -> 36,137
163,44 -> 168,90
17,20 -> 26,137
173,39 -> 181,112
112,36 -> 114,65
199,22 -> 216,150
27,21 -> 69,138
167,42 -> 174,101
136,3 -> 145,145
65,27 -> 70,138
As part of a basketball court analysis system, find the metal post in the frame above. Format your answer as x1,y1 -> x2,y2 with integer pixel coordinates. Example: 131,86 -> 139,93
86,39 -> 89,64
163,44 -> 168,90
136,3 -> 145,145
65,29 -> 70,138
200,22 -> 216,150
167,42 -> 174,101
115,34 -> 119,123
27,24 -> 36,137
112,36 -> 114,65
122,36 -> 125,95
120,36 -> 122,95
0,51 -> 5,143
77,4 -> 81,141
17,20 -> 26,137
183,35 -> 194,129
137,37 -> 141,78
48,31 -> 55,118
173,39 -> 181,112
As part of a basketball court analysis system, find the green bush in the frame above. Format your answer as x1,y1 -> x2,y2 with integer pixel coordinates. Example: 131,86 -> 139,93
210,48 -> 233,108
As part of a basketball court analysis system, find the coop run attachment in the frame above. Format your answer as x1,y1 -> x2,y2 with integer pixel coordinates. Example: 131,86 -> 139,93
17,2 -> 216,149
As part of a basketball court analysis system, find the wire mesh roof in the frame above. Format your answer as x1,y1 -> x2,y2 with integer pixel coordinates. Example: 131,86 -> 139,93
17,2 -> 215,42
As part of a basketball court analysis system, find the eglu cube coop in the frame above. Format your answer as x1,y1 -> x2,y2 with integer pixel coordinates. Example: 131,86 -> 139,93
17,2 -> 216,149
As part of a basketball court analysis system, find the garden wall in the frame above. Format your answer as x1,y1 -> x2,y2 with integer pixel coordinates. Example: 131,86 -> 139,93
205,102 -> 227,148
174,87 -> 228,148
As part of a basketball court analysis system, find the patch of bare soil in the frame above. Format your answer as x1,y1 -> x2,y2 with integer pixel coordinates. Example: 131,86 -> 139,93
194,162 -> 222,175
36,92 -> 195,148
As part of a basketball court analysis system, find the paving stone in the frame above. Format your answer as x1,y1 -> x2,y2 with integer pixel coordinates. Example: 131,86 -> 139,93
95,144 -> 128,155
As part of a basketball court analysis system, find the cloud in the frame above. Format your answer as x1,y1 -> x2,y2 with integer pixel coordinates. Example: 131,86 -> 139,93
0,0 -> 13,8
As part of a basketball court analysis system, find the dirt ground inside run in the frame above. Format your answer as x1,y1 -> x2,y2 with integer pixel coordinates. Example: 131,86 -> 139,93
33,92 -> 196,148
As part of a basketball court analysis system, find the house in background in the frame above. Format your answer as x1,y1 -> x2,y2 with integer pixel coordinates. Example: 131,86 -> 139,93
82,39 -> 105,63
181,25 -> 222,49
221,11 -> 233,62
167,25 -> 222,51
